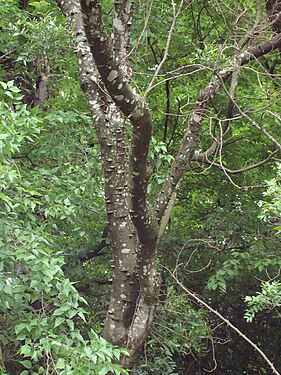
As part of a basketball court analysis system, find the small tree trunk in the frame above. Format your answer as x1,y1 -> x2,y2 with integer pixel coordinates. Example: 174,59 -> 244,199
33,54 -> 49,109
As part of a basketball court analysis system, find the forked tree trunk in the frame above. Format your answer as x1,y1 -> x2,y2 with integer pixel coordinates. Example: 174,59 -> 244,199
57,0 -> 281,370
57,0 -> 161,368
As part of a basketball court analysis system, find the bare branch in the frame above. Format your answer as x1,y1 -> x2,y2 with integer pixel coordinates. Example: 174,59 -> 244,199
238,0 -> 262,48
124,0 -> 153,62
195,149 -> 279,174
170,271 -> 281,375
195,66 -> 240,164
144,0 -> 184,97
79,225 -> 109,262
0,49 -> 16,60
219,78 -> 281,151
184,0 -> 271,165
155,33 -> 281,220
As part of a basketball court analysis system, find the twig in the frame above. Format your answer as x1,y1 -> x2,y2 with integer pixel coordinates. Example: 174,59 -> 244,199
0,49 -> 16,60
220,78 -> 281,151
196,149 -> 279,175
123,0 -> 153,62
169,270 -> 281,375
144,0 -> 184,97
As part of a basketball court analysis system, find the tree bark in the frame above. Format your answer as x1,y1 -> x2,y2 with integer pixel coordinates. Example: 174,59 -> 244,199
33,53 -> 49,108
57,1 -> 160,368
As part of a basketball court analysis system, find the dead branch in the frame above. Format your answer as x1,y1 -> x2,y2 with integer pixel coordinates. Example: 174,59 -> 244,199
170,271 -> 280,375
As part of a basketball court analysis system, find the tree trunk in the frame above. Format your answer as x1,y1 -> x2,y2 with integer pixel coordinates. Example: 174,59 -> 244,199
57,0 -> 162,367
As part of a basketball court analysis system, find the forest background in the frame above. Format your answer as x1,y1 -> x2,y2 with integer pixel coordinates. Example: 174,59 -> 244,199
0,0 -> 281,374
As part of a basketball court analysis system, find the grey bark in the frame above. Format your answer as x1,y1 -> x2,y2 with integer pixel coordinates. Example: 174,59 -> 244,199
57,0 -> 159,368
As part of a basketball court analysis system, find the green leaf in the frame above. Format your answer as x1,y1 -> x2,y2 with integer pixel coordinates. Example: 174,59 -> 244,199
53,305 -> 69,316
5,91 -> 14,99
64,197 -> 70,205
19,360 -> 32,369
99,365 -> 112,375
20,345 -> 31,357
7,80 -> 15,88
77,311 -> 86,322
0,192 -> 12,201
54,317 -> 65,327
56,358 -> 65,369
0,81 -> 7,90
66,319 -> 74,331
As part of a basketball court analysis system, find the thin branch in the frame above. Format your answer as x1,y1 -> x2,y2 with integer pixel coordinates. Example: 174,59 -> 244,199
155,33 -> 281,220
196,0 -> 265,163
163,80 -> 170,142
266,110 -> 281,122
195,149 -> 279,174
79,225 -> 109,262
219,78 -> 281,151
145,66 -> 207,93
0,49 -> 16,60
144,0 -> 184,97
238,0 -> 262,48
170,271 -> 281,375
195,66 -> 240,163
123,0 -> 153,62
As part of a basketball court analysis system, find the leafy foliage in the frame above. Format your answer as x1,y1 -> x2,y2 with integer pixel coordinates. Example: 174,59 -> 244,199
244,281 -> 281,322
136,287 -> 211,375
259,166 -> 281,232
244,168 -> 281,323
1,0 -> 281,374
0,9 -> 124,368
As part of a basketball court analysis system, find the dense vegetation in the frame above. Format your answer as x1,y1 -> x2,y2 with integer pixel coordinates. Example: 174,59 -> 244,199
0,0 -> 280,374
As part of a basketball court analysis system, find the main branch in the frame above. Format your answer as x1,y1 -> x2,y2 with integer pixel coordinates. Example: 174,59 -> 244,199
156,34 -> 281,220
80,0 -> 157,245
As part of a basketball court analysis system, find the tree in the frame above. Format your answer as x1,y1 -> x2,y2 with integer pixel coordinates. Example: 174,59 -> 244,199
56,0 -> 281,369
1,0 -> 281,373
